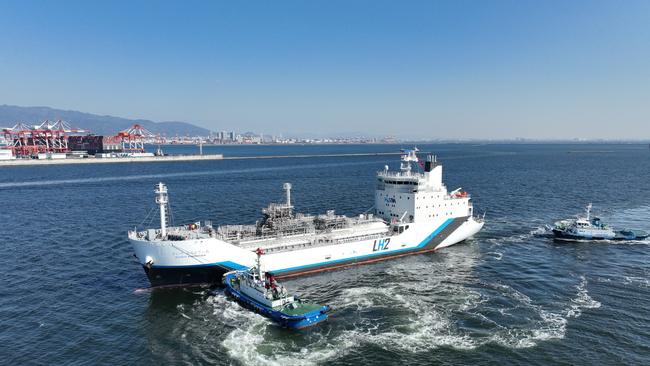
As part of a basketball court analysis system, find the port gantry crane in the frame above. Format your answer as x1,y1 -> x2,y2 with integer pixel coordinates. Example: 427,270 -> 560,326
1,120 -> 86,157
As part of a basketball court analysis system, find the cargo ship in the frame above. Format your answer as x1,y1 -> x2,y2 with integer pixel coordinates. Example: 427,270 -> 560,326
128,149 -> 485,287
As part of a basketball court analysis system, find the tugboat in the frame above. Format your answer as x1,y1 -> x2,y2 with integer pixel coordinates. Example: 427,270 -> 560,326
553,204 -> 649,241
222,248 -> 330,329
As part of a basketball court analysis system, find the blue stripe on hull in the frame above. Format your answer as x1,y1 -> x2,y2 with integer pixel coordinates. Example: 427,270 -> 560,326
273,218 -> 455,274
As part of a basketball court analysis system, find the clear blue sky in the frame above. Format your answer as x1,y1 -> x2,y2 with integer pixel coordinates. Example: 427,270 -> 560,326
1,0 -> 649,139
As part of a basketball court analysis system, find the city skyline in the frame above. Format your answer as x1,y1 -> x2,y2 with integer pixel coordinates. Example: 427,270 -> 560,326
1,1 -> 650,140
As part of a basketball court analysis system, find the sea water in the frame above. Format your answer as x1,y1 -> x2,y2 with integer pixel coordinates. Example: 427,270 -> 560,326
1,143 -> 649,365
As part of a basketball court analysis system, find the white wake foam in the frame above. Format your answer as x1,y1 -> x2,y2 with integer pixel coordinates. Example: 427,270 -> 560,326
485,251 -> 503,261
210,266 -> 601,363
334,274 -> 602,351
623,276 -> 650,288
485,225 -> 551,245
566,276 -> 601,318
336,286 -> 478,352
211,293 -> 348,366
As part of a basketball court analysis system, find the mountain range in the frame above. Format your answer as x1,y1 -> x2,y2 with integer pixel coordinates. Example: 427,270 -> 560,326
0,105 -> 211,136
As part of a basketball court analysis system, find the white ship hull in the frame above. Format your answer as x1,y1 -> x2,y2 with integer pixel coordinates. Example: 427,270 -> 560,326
131,216 -> 483,286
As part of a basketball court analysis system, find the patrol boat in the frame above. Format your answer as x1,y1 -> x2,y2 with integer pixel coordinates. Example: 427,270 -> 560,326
128,149 -> 485,287
222,248 -> 329,329
553,204 -> 649,241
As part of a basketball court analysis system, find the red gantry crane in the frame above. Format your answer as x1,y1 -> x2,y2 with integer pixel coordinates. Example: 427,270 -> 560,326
117,123 -> 157,153
1,120 -> 86,157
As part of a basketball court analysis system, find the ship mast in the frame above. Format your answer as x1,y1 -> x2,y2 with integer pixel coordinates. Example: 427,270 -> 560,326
283,182 -> 292,207
155,182 -> 169,237
255,248 -> 264,280
400,147 -> 419,175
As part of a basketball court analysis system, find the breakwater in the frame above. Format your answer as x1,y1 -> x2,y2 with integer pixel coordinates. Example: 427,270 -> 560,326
0,152 -> 403,167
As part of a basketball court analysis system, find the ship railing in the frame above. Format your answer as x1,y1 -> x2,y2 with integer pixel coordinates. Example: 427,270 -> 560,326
377,171 -> 425,179
447,193 -> 471,201
252,238 -> 313,253
260,231 -> 388,254
332,232 -> 386,244
348,215 -> 383,224
128,230 -> 143,239
215,215 -> 384,244
215,226 -> 316,243
130,223 -> 217,241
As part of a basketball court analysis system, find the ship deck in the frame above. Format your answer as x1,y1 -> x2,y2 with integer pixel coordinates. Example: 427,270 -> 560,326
280,303 -> 324,316
129,217 -> 391,248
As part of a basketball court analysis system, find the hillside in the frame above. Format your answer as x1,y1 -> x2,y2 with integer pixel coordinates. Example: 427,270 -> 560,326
0,105 -> 211,136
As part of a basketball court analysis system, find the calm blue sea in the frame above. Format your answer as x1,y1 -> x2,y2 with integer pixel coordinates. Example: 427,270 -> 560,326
1,143 -> 649,365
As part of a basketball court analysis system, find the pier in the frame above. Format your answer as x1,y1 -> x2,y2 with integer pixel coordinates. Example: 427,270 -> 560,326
223,152 -> 402,160
0,152 -> 403,167
0,154 -> 224,166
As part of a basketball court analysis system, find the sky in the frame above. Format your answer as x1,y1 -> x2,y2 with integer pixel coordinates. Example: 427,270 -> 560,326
1,0 -> 649,140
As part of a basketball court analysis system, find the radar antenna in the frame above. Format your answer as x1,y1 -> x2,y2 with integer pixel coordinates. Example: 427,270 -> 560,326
400,147 -> 419,173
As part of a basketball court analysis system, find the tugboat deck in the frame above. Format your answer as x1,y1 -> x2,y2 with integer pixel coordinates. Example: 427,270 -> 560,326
280,303 -> 324,315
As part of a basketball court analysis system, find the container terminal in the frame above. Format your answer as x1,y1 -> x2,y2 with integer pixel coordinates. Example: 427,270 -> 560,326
1,120 -> 164,159
0,120 -> 404,166
0,120 -> 223,165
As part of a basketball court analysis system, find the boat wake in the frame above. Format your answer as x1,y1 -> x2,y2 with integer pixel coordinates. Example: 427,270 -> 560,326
566,276 -> 601,318
333,273 -> 601,351
336,286 -> 476,352
623,276 -> 650,288
486,225 -> 553,245
209,292 -> 343,366
204,254 -> 602,365
484,251 -> 503,261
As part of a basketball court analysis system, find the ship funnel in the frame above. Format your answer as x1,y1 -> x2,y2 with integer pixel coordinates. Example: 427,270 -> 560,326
424,155 -> 434,172
283,183 -> 292,207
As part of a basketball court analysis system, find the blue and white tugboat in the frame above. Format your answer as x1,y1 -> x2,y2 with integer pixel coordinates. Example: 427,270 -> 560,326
553,204 -> 649,241
223,248 -> 330,329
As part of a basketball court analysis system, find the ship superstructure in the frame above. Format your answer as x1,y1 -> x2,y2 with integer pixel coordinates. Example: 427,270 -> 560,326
129,149 -> 485,287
